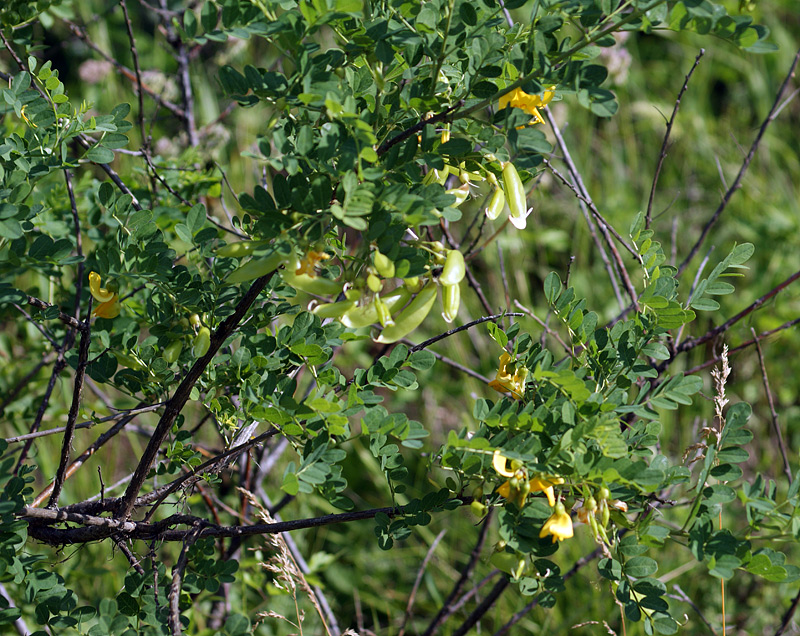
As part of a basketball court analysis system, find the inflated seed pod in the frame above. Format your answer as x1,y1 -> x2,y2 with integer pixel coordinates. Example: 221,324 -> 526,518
192,327 -> 211,358
445,184 -> 470,207
226,250 -> 288,284
502,162 -> 530,229
441,283 -> 460,323
373,250 -> 395,278
340,287 -> 411,329
485,187 -> 506,221
163,340 -> 183,364
366,272 -> 383,293
281,258 -> 343,297
112,351 -> 146,371
215,240 -> 268,258
311,299 -> 357,319
374,295 -> 394,327
375,282 -> 437,344
439,249 -> 465,286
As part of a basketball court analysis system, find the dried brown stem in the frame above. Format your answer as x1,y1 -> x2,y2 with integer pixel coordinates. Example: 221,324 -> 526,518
168,521 -> 206,635
646,49 -> 705,228
751,328 -> 792,482
48,306 -> 92,508
675,268 -> 800,358
422,509 -> 494,636
399,529 -> 447,636
451,577 -> 509,636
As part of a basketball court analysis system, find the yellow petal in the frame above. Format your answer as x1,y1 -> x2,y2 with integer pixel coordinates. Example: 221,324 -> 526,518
93,296 -> 120,319
89,272 -> 115,303
497,480 -> 511,499
493,451 -> 515,478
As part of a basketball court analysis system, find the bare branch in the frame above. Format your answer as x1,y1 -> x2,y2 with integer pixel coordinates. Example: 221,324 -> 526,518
399,529 -> 447,636
751,328 -> 792,482
422,509 -> 493,636
646,49 -> 705,227
48,307 -> 92,508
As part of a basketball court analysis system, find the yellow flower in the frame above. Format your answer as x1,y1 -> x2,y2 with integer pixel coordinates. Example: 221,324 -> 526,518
539,502 -> 574,543
488,353 -> 527,399
295,250 -> 330,276
492,451 -> 563,508
498,85 -> 556,126
529,475 -> 564,508
89,272 -> 120,318
93,297 -> 120,319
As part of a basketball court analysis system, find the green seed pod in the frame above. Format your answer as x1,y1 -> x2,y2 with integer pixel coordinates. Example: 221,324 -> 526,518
445,185 -> 469,207
193,327 -> 211,358
375,282 -> 437,344
439,249 -> 465,286
404,276 -> 423,293
373,250 -> 396,278
282,260 -> 343,297
226,250 -> 287,284
112,351 -> 146,371
189,313 -> 201,329
374,295 -> 394,327
366,272 -> 383,293
470,501 -> 487,517
341,287 -> 411,329
163,340 -> 183,364
441,283 -> 460,323
502,162 -> 529,229
215,240 -> 268,258
485,187 -> 506,220
312,299 -> 357,319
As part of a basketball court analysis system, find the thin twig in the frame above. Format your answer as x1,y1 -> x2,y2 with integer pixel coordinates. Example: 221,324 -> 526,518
11,303 -> 59,348
26,296 -> 85,331
751,328 -> 792,482
398,529 -> 447,636
669,584 -> 718,635
5,403 -> 163,444
542,153 -> 624,310
451,577 -> 509,636
63,20 -> 186,119
398,343 -> 492,384
48,306 -> 92,508
775,588 -> 800,636
410,313 -> 523,352
377,102 -> 463,156
674,268 -> 800,358
168,520 -> 206,635
684,318 -> 800,375
646,49 -> 705,228
422,510 -> 493,636
120,0 -> 148,148
678,47 -> 800,276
